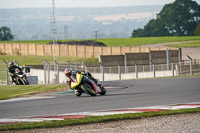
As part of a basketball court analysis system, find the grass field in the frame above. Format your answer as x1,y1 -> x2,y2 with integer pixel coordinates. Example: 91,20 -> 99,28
168,40 -> 200,48
0,55 -> 98,66
0,36 -> 199,47
0,84 -> 67,100
97,36 -> 200,47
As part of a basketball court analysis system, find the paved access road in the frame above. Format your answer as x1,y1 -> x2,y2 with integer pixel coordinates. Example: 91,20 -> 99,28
0,77 -> 200,119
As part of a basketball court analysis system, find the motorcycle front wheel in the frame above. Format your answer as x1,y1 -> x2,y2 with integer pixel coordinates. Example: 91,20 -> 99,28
23,77 -> 29,85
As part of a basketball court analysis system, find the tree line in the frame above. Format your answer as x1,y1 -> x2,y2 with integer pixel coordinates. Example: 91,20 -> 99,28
131,0 -> 200,37
1,0 -> 200,41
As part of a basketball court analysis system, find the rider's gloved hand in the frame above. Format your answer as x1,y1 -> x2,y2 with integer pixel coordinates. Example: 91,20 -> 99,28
81,72 -> 85,75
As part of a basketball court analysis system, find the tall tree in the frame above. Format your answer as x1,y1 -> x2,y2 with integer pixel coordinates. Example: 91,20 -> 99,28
0,26 -> 14,41
194,23 -> 200,36
132,0 -> 200,37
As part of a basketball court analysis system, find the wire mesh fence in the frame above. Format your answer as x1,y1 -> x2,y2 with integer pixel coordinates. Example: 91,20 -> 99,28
1,60 -> 200,85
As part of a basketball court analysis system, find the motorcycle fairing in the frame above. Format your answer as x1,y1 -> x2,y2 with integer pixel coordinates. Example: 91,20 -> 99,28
71,73 -> 83,89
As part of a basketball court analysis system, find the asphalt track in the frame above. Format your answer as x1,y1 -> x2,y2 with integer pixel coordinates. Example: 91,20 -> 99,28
0,77 -> 200,119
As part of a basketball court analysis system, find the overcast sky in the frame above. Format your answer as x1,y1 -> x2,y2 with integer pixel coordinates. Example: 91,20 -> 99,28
0,0 -> 199,8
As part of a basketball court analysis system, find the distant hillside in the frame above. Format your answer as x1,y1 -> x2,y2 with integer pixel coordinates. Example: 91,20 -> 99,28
0,6 -> 162,40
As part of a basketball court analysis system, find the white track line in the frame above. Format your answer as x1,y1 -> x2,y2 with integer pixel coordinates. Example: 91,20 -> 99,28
0,96 -> 55,103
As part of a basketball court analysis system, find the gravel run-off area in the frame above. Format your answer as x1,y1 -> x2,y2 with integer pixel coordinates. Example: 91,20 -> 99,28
2,112 -> 200,133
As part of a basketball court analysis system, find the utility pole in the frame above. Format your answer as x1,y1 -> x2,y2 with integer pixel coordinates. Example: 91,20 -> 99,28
51,0 -> 58,84
51,0 -> 57,62
94,31 -> 98,39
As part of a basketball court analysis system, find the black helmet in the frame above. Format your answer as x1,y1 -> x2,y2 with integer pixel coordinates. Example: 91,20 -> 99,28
9,62 -> 14,66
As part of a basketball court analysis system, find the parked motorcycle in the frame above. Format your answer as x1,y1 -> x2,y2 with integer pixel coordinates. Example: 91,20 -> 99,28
14,68 -> 29,85
70,72 -> 106,96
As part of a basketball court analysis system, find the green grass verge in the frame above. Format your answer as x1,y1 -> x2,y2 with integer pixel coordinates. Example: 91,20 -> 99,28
0,84 -> 67,100
97,36 -> 200,47
168,40 -> 200,48
0,108 -> 200,131
0,40 -> 51,44
0,55 -> 98,66
1,36 -> 199,47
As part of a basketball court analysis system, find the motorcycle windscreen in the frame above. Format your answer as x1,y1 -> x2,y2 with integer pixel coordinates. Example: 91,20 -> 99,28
71,73 -> 83,89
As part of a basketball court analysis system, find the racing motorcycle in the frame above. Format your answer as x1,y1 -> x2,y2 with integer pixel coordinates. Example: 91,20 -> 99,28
70,72 -> 106,96
14,68 -> 29,85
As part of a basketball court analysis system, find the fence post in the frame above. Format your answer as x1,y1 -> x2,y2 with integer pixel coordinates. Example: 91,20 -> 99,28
132,61 -> 138,79
150,60 -> 155,77
99,62 -> 104,81
153,64 -> 155,77
169,59 -> 174,76
124,54 -> 127,73
187,55 -> 193,75
41,60 -> 47,84
45,60 -> 50,84
55,60 -> 59,84
3,60 -> 9,85
149,51 -> 152,71
82,62 -> 88,72
178,48 -> 182,75
118,65 -> 121,80
166,48 -> 169,70
3,43 -> 6,54
178,48 -> 182,62
179,62 -> 182,75
76,45 -> 78,57
176,64 -> 179,76
171,63 -> 174,76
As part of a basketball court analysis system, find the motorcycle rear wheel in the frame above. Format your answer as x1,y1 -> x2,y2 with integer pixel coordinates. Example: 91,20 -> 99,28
100,87 -> 106,95
82,82 -> 96,96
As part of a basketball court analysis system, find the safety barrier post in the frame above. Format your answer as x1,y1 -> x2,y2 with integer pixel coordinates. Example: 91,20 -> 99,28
124,54 -> 127,73
118,65 -> 121,80
44,60 -> 50,84
99,62 -> 104,81
132,61 -> 138,79
178,48 -> 182,62
187,55 -> 193,75
150,60 -> 155,77
149,51 -> 152,71
166,49 -> 169,70
82,62 -> 88,72
41,60 -> 47,84
54,60 -> 59,84
169,59 -> 174,76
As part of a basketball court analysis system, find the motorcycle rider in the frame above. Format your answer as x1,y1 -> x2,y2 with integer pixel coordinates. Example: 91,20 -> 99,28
8,61 -> 22,84
64,68 -> 100,96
